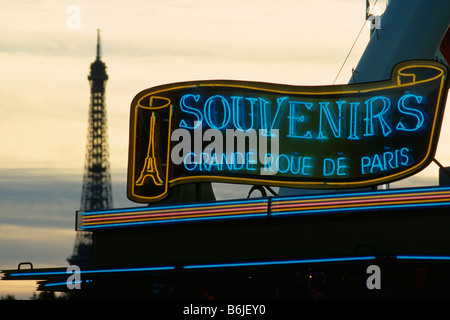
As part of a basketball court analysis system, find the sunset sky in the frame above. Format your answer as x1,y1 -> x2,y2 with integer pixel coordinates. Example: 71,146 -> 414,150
1,0 -> 449,299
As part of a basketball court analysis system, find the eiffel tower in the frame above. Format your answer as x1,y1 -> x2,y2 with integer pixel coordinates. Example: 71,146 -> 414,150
68,29 -> 113,267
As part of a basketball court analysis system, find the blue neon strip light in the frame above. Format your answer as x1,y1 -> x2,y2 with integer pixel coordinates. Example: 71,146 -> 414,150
9,266 -> 175,277
9,254 -> 450,281
81,213 -> 268,230
43,280 -> 83,287
273,186 -> 450,202
10,270 -> 67,277
8,256 -> 375,278
82,198 -> 268,216
183,256 -> 377,269
83,186 -> 450,217
396,255 -> 450,261
270,201 -> 450,217
78,186 -> 450,230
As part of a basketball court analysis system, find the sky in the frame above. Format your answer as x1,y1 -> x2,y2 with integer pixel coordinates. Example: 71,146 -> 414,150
1,0 -> 449,299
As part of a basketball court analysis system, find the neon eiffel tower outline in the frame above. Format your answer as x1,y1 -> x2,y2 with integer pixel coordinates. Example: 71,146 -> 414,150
136,112 -> 163,186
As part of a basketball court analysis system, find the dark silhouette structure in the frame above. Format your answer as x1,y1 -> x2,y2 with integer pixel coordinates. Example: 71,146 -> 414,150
68,29 -> 113,267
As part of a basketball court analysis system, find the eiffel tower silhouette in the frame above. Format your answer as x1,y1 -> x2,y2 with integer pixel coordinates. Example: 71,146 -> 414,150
68,30 -> 113,267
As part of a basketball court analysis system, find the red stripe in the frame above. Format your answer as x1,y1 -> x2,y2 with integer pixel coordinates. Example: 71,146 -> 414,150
272,193 -> 450,210
83,205 -> 267,223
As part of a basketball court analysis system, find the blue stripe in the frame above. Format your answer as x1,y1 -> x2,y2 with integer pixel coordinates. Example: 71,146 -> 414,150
82,198 -> 268,216
184,256 -> 377,269
81,213 -> 267,230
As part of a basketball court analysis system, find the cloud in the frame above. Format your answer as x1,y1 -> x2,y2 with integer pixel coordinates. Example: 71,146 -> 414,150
1,0 -> 365,63
0,169 -> 82,228
0,167 -> 138,273
0,168 -> 137,227
0,224 -> 75,267
0,0 -> 373,171
0,223 -> 76,299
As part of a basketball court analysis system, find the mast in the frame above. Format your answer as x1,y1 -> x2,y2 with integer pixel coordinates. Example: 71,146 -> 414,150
350,0 -> 450,84
96,29 -> 101,60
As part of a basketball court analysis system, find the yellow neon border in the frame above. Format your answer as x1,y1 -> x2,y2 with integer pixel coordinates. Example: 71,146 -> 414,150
128,60 -> 449,203
128,103 -> 173,202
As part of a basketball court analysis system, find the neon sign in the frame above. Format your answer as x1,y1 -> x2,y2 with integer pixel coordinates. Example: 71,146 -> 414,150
128,60 -> 448,203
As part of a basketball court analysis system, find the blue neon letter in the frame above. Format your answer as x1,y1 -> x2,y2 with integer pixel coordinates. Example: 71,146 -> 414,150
348,102 -> 360,140
231,96 -> 257,131
287,101 -> 314,139
318,101 -> 345,139
179,94 -> 203,129
396,94 -> 426,132
364,96 -> 393,137
260,97 -> 287,137
204,95 -> 231,130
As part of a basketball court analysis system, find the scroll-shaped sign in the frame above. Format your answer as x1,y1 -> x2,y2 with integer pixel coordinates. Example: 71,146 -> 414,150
127,60 -> 448,203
